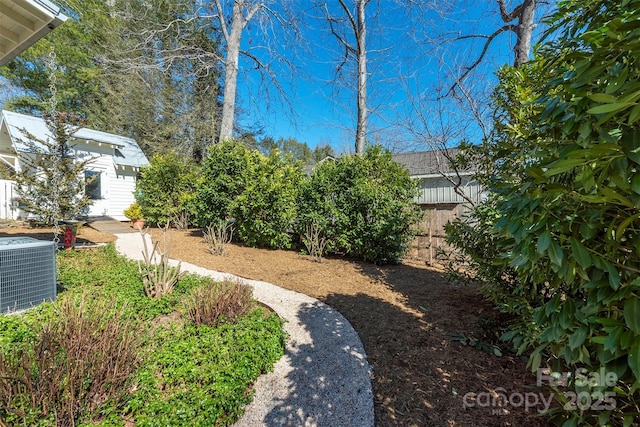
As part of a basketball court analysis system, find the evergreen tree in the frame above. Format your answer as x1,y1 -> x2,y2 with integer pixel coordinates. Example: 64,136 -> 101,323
14,112 -> 94,224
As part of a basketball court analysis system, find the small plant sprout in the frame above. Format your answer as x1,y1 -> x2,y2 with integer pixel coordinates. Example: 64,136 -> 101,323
203,219 -> 234,256
302,221 -> 327,263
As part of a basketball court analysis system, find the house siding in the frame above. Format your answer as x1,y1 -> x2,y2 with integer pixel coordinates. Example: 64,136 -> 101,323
75,144 -> 137,221
0,111 -> 148,222
0,180 -> 18,220
107,167 -> 138,221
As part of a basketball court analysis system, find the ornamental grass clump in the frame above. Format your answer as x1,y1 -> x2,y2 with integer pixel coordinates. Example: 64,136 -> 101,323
203,219 -> 234,256
186,280 -> 254,327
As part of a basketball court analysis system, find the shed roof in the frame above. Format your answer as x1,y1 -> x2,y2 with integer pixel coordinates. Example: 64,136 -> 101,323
392,148 -> 475,177
0,0 -> 68,65
1,110 -> 149,168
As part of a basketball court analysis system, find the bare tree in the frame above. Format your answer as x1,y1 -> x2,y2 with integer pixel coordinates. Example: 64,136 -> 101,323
215,1 -> 264,142
104,0 -> 297,147
445,0 -> 540,95
321,0 -> 370,155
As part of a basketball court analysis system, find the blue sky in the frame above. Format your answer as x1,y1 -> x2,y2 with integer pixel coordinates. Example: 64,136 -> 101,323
233,1 -> 539,154
0,0 -> 544,154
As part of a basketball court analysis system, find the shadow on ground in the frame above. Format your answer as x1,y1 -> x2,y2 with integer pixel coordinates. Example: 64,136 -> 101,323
260,301 -> 373,426
322,264 -> 551,427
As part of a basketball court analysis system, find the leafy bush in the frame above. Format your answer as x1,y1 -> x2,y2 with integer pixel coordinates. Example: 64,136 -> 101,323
191,141 -> 259,227
297,145 -> 422,264
136,153 -> 198,227
0,294 -> 140,426
186,280 -> 254,327
124,202 -> 143,220
231,151 -> 303,249
448,2 -> 640,425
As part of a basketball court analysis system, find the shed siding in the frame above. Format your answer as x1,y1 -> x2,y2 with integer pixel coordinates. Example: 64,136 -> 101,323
107,168 -> 138,221
415,176 -> 483,205
0,180 -> 18,220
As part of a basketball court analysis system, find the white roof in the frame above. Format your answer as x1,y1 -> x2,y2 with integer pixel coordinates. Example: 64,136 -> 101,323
0,0 -> 68,65
1,110 -> 150,168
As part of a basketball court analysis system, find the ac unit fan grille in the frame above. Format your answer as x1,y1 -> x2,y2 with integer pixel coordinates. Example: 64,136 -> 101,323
0,237 -> 56,314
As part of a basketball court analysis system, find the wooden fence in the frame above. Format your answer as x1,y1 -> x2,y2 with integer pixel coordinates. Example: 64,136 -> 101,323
407,203 -> 467,265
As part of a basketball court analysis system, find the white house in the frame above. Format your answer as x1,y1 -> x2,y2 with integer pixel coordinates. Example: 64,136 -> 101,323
0,110 -> 149,221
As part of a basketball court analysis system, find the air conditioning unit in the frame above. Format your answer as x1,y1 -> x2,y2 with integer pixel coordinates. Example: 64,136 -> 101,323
0,237 -> 56,314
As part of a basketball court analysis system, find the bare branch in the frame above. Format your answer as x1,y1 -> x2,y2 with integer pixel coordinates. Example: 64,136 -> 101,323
444,24 -> 516,97
497,0 -> 524,23
214,0 -> 229,43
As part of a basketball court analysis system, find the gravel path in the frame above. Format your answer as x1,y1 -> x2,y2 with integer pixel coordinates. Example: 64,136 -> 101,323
114,232 -> 374,427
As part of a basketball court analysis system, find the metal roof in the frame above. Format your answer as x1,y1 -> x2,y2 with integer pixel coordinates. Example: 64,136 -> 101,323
1,110 -> 149,168
392,149 -> 476,177
0,0 -> 68,65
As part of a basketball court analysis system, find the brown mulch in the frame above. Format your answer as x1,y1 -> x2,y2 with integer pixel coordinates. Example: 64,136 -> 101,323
1,223 -> 552,427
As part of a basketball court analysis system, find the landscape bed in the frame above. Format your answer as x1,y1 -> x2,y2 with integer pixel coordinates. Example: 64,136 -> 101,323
0,244 -> 286,426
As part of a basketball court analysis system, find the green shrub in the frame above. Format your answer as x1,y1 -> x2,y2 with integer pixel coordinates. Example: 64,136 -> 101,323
231,151 -> 303,249
448,2 -> 640,425
191,141 -> 259,228
124,202 -> 143,220
297,145 -> 422,264
136,153 -> 198,227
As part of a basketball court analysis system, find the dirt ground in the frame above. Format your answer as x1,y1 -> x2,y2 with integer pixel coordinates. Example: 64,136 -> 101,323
1,223 -> 552,427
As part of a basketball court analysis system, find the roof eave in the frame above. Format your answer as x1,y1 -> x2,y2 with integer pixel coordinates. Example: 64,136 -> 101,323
0,0 -> 68,66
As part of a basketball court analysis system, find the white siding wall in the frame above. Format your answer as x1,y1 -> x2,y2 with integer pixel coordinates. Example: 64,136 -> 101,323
75,144 -> 137,221
107,167 -> 137,221
0,179 -> 18,220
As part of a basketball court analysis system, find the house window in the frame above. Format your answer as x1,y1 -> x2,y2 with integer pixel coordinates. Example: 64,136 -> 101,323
85,170 -> 101,200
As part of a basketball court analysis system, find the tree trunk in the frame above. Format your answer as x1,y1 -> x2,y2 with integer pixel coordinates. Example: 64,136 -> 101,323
218,2 -> 244,142
513,0 -> 536,68
355,0 -> 367,155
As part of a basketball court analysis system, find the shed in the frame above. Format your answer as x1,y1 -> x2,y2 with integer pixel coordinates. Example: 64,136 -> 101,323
393,149 -> 483,262
0,110 -> 150,221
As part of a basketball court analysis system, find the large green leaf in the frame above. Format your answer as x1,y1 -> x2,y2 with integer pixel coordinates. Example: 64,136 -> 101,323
628,341 -> 640,382
537,230 -> 552,253
570,237 -> 592,268
587,102 -> 635,115
568,325 -> 589,349
624,298 -> 640,334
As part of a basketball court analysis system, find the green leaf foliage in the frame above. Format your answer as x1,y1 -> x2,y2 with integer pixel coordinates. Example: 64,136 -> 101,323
191,140 -> 260,228
136,153 -> 198,226
297,145 -> 422,264
231,150 -> 303,249
447,1 -> 640,424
